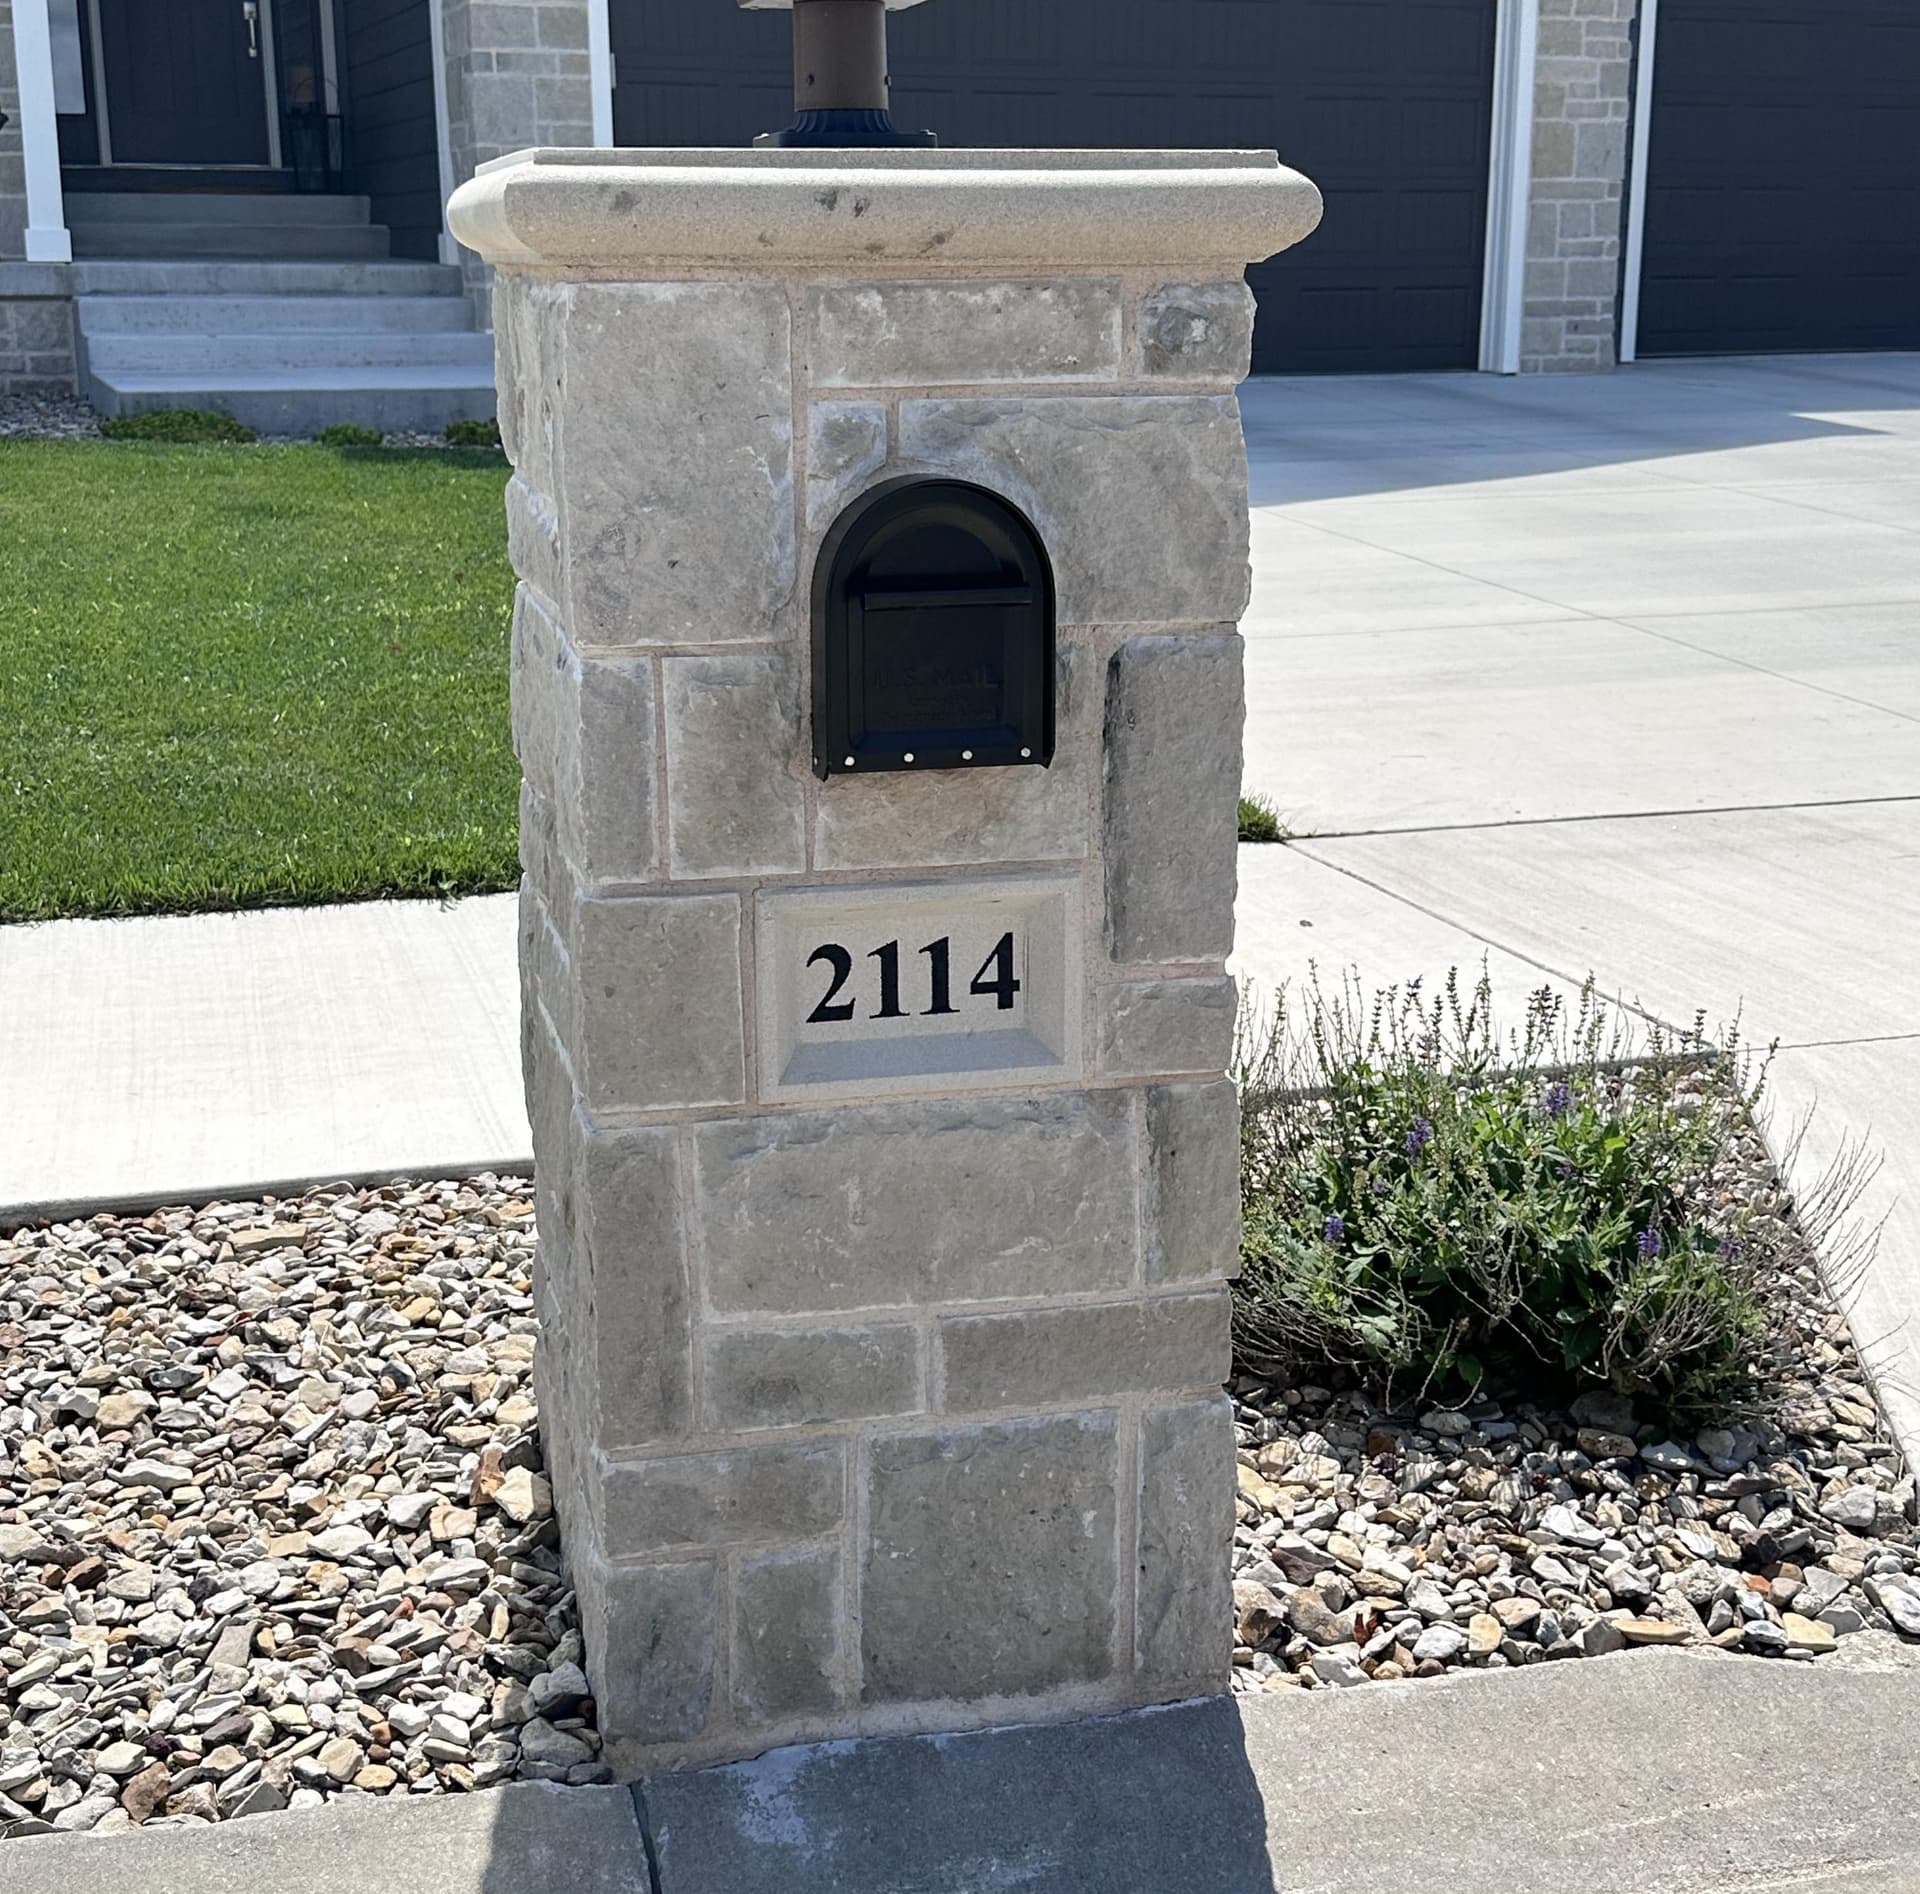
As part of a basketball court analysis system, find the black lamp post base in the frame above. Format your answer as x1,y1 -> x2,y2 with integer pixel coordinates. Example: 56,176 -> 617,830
756,108 -> 937,149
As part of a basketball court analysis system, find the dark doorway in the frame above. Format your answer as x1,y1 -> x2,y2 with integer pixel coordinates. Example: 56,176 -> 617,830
97,0 -> 275,166
1636,0 -> 1920,356
607,0 -> 1501,374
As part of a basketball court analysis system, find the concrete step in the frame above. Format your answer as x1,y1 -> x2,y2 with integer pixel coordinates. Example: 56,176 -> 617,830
65,191 -> 373,226
81,363 -> 496,436
70,221 -> 393,261
83,329 -> 496,373
76,292 -> 474,335
71,259 -> 463,296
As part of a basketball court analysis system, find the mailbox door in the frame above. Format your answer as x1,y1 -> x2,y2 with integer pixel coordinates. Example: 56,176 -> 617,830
814,479 -> 1055,779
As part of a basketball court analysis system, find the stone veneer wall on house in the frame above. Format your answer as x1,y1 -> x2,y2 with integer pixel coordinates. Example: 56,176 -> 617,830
1522,0 -> 1639,373
0,260 -> 74,392
439,0 -> 594,318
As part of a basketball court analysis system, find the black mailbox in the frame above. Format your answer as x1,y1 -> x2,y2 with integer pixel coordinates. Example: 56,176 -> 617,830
812,477 -> 1055,780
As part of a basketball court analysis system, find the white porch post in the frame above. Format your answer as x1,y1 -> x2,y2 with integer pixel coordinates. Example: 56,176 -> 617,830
426,0 -> 460,267
12,0 -> 72,263
1478,0 -> 1539,373
587,0 -> 613,145
1618,0 -> 1660,363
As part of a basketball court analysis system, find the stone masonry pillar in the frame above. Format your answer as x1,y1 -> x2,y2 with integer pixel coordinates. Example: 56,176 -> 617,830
449,146 -> 1321,1774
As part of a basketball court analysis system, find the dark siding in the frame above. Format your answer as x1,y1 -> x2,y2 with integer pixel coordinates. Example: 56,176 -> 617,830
608,0 -> 1499,374
1638,0 -> 1920,356
342,0 -> 441,259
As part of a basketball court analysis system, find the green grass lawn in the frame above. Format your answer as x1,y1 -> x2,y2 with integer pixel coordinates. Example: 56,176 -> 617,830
0,441 -> 517,921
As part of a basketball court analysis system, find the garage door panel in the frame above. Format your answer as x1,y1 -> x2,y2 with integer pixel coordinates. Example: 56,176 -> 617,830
1638,0 -> 1920,355
610,0 -> 1497,374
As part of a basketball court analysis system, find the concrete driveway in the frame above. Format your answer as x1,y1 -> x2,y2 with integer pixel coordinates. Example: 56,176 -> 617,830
1230,353 -> 1920,1461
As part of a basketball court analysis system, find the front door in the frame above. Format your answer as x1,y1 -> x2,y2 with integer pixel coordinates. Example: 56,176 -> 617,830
97,0 -> 275,165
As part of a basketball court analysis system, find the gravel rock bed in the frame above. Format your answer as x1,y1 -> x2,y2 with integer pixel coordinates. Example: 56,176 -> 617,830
0,395 -> 471,449
0,1177 -> 599,1841
0,394 -> 102,440
1230,1142 -> 1920,1692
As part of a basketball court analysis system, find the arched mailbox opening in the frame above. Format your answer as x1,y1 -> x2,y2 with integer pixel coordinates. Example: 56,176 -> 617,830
811,477 -> 1056,780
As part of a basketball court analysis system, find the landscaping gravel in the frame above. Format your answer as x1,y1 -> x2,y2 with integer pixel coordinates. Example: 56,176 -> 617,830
0,395 -> 468,448
0,1177 -> 597,1840
0,394 -> 100,440
1229,1128 -> 1920,1692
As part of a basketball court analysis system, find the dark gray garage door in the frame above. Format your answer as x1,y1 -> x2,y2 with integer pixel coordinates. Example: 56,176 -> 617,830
609,0 -> 1499,374
1637,0 -> 1920,356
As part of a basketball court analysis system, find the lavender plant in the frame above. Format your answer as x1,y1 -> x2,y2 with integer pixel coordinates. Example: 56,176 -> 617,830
1233,966 -> 1786,1416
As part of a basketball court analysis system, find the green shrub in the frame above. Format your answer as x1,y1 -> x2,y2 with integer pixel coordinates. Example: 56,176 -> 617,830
1233,966 -> 1779,1417
315,422 -> 384,448
99,408 -> 257,444
1238,794 -> 1287,843
444,417 -> 502,449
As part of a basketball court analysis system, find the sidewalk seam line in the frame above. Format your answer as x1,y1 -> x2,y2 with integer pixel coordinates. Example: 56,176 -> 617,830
1283,840 -> 1682,1037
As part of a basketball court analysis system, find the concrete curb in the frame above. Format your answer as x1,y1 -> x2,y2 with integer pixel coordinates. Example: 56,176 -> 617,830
0,1154 -> 535,1233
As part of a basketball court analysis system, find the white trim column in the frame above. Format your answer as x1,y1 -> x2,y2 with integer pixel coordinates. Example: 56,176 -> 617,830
1618,0 -> 1659,363
12,0 -> 72,263
588,0 -> 613,144
427,0 -> 460,266
1479,0 -> 1539,373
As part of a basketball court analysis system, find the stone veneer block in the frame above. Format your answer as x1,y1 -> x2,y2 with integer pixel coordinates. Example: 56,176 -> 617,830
512,583 -> 657,884
555,281 -> 794,648
703,1322 -> 922,1432
598,1441 -> 844,1554
451,145 -> 1317,1772
1137,282 -> 1256,381
571,893 -> 745,1114
694,1092 -> 1139,1316
731,1547 -> 843,1722
936,1291 -> 1230,1414
664,653 -> 807,878
862,1414 -> 1119,1703
1146,1081 -> 1242,1285
897,397 -> 1251,626
1134,1398 -> 1234,1692
1096,975 -> 1239,1078
806,402 -> 888,532
1104,635 -> 1244,964
808,280 -> 1121,387
575,1554 -> 717,1753
574,1123 -> 693,1450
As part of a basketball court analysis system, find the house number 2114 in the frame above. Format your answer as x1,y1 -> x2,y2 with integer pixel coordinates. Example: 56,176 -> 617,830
806,932 -> 1021,1024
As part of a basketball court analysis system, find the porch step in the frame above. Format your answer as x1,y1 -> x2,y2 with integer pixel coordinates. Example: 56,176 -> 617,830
83,329 -> 496,374
70,191 -> 491,433
81,366 -> 496,436
69,219 -> 394,261
78,293 -> 473,334
70,260 -> 462,296
66,192 -> 373,225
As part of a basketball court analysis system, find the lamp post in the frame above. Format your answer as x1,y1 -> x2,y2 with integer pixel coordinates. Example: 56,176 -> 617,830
740,0 -> 937,147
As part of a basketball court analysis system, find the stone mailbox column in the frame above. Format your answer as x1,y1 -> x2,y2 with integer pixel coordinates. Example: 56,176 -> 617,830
449,147 -> 1320,1774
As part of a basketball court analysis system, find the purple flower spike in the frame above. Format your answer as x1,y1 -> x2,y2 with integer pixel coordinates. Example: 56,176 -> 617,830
1324,1214 -> 1346,1244
1544,1080 -> 1573,1119
1636,1228 -> 1663,1259
1405,1118 -> 1434,1158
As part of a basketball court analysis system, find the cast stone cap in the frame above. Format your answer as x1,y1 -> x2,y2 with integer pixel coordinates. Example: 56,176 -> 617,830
447,146 -> 1323,272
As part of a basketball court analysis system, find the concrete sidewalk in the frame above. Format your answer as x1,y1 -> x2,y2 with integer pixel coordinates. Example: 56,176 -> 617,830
0,896 -> 526,1220
1231,353 -> 1920,1465
8,1644 -> 1919,1893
